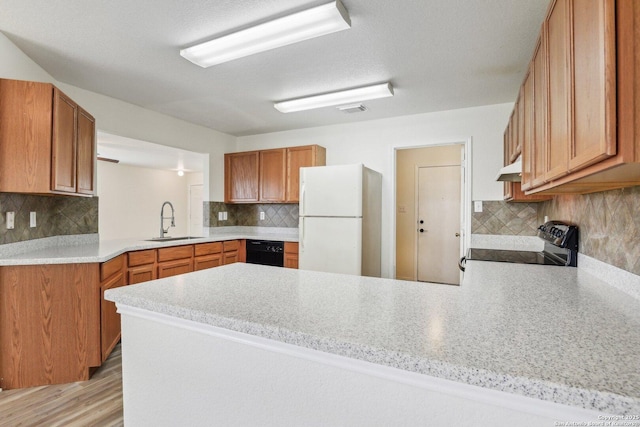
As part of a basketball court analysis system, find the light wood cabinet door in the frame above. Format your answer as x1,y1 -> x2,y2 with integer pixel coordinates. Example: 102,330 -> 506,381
569,0 -> 616,171
285,145 -> 326,202
101,270 -> 126,362
158,259 -> 194,278
225,151 -> 259,203
194,254 -> 223,271
51,88 -> 77,193
284,242 -> 299,269
545,0 -> 572,181
223,251 -> 239,265
128,264 -> 156,284
531,35 -> 547,188
521,70 -> 533,190
76,107 -> 96,195
260,148 -> 286,202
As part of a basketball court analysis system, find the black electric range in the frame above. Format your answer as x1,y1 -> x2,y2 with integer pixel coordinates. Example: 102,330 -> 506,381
459,221 -> 579,271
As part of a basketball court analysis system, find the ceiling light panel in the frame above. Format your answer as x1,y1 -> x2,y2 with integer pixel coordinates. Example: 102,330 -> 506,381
274,83 -> 394,113
180,0 -> 351,68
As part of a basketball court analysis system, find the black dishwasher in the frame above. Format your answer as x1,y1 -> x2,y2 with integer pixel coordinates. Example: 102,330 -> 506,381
245,240 -> 284,267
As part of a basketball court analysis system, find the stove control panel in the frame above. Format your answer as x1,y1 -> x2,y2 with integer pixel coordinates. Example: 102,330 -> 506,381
537,221 -> 578,250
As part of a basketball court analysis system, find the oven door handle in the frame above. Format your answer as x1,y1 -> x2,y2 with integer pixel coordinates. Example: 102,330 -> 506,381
458,256 -> 466,272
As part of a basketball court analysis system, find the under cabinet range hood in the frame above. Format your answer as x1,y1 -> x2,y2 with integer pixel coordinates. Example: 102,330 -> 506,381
496,157 -> 522,182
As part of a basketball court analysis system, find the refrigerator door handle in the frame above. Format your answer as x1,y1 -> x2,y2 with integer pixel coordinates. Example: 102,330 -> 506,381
300,218 -> 304,251
300,181 -> 306,216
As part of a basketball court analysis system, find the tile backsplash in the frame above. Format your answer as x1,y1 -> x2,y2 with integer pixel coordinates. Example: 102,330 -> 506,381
471,201 -> 539,236
538,186 -> 640,275
472,186 -> 640,276
0,193 -> 99,245
205,202 -> 299,228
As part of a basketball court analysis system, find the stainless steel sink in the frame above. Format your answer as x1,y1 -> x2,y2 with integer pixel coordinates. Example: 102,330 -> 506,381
145,236 -> 202,242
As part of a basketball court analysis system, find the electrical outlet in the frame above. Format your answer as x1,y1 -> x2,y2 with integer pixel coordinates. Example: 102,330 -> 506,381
30,212 -> 37,228
223,212 -> 228,220
218,212 -> 224,221
474,201 -> 483,213
260,211 -> 265,220
6,211 -> 15,229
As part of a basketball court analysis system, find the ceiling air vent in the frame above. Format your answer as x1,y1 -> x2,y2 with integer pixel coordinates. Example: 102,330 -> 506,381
337,103 -> 367,113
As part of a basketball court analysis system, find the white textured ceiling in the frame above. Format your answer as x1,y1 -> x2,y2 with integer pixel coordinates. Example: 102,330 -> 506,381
1,0 -> 548,137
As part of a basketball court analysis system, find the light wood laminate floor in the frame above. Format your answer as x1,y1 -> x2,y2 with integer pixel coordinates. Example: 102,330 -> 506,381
0,344 -> 123,427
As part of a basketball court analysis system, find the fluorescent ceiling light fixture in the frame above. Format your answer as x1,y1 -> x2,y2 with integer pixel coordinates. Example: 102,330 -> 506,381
180,0 -> 351,67
274,83 -> 394,113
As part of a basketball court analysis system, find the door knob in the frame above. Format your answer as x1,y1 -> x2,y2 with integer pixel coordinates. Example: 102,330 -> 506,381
419,229 -> 425,233
455,232 -> 460,237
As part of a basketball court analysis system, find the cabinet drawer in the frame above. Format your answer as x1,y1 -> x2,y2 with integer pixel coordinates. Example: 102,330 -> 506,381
157,245 -> 194,262
158,259 -> 194,278
128,249 -> 156,267
284,242 -> 298,254
100,254 -> 125,282
194,242 -> 223,257
223,240 -> 240,252
223,251 -> 239,265
194,254 -> 223,271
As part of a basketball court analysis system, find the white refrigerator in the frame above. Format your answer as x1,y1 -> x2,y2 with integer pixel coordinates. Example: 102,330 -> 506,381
299,164 -> 382,277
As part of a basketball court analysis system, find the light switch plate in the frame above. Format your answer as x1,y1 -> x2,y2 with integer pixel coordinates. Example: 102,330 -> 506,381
218,212 -> 224,221
474,201 -> 483,213
260,211 -> 265,220
223,211 -> 228,220
30,212 -> 37,228
6,211 -> 15,229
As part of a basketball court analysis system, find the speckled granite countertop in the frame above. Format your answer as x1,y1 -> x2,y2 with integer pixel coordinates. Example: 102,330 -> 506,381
105,262 -> 640,415
0,230 -> 297,266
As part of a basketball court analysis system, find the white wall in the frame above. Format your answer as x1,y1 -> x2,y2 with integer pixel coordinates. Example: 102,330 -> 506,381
237,104 -> 512,278
98,161 -> 192,240
0,33 -> 234,202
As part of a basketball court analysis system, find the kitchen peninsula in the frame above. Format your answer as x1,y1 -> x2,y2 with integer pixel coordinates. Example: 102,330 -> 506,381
105,262 -> 640,426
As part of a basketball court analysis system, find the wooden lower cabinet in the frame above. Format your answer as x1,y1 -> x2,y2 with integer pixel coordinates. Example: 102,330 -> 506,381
158,258 -> 194,278
157,245 -> 194,278
0,263 -> 101,389
194,254 -> 223,270
100,255 -> 126,363
222,239 -> 245,265
128,249 -> 157,284
284,242 -> 299,269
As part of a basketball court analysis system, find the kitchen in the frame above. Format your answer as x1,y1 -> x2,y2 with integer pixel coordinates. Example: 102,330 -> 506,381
1,0 -> 640,426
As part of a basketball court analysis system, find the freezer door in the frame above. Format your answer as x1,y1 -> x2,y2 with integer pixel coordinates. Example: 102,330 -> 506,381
299,217 -> 362,275
300,164 -> 363,217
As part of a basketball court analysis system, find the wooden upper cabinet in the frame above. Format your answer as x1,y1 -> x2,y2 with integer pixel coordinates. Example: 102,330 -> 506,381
225,151 -> 259,203
0,79 -> 96,196
286,145 -> 326,202
521,69 -> 534,191
225,145 -> 326,204
52,89 -> 78,193
545,0 -> 572,182
260,148 -> 286,202
514,0 -> 640,195
569,0 -> 616,171
77,107 -> 96,195
531,34 -> 548,189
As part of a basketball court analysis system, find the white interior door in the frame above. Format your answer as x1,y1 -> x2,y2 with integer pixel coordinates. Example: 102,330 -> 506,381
417,165 -> 461,284
189,184 -> 203,236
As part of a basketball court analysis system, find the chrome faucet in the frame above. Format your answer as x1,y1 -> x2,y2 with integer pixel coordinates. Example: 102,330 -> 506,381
160,201 -> 175,238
